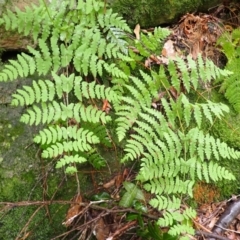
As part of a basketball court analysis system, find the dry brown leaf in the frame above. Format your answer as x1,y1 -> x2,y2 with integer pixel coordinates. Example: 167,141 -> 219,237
208,216 -> 218,230
122,168 -> 129,179
102,99 -> 111,113
162,40 -> 177,60
115,174 -> 123,188
103,178 -> 115,189
94,218 -> 109,240
63,194 -> 82,226
169,86 -> 179,99
144,58 -> 152,67
134,24 -> 141,40
227,232 -> 238,240
103,169 -> 129,189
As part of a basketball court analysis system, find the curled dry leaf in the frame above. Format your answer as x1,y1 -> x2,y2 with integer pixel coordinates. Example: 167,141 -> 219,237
208,216 -> 218,230
103,178 -> 115,189
103,169 -> 129,189
94,218 -> 109,240
102,99 -> 111,113
63,194 -> 82,227
134,24 -> 141,40
162,40 -> 177,60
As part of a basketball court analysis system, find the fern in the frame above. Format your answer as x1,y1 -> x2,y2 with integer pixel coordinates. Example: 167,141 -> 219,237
119,42 -> 237,236
0,0 -> 130,174
0,1 -> 239,238
216,29 -> 240,112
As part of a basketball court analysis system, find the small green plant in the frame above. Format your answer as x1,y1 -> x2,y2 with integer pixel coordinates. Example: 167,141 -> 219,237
217,28 -> 240,112
0,0 -> 239,239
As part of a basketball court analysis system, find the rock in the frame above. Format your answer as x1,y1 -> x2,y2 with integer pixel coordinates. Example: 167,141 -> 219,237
0,0 -> 44,50
108,0 -> 222,28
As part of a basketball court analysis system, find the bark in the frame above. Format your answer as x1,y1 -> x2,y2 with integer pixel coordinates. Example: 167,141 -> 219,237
208,199 -> 240,240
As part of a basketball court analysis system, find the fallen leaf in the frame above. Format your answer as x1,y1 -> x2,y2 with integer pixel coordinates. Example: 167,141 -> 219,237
134,24 -> 141,40
208,216 -> 218,229
103,178 -> 115,189
162,40 -> 177,60
63,194 -> 82,226
94,218 -> 109,240
102,99 -> 111,113
169,86 -> 179,99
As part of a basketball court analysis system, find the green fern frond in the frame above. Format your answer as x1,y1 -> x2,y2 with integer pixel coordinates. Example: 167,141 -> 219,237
168,223 -> 195,237
0,53 -> 36,81
42,140 -> 92,158
11,80 -> 55,106
157,211 -> 183,227
144,177 -> 194,196
87,150 -> 106,169
83,123 -> 112,147
20,102 -> 111,125
166,55 -> 232,94
56,155 -> 87,168
1,4 -> 47,38
149,195 -> 181,211
184,128 -> 240,161
134,27 -> 170,57
34,126 -> 99,145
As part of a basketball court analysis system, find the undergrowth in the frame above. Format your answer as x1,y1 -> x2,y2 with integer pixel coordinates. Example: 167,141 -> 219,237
0,0 -> 239,239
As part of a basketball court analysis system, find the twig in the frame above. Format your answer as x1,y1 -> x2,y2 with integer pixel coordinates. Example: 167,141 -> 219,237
215,225 -> 240,234
195,230 -> 230,240
75,168 -> 80,194
15,205 -> 44,240
106,220 -> 137,240
0,200 -> 159,220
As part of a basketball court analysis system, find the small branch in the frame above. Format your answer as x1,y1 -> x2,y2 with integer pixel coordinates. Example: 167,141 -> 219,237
215,225 -> 240,234
195,230 -> 230,240
106,220 -> 137,240
211,199 -> 240,236
15,205 -> 44,240
0,200 -> 159,220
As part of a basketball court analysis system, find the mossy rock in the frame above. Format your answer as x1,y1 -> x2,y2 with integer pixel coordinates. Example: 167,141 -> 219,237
108,0 -> 222,28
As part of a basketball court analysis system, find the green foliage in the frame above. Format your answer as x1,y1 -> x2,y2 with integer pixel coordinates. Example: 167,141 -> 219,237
0,174 -> 67,239
217,29 -> 240,112
0,0 -> 239,239
0,0 -> 130,173
119,181 -> 145,208
118,30 -> 237,237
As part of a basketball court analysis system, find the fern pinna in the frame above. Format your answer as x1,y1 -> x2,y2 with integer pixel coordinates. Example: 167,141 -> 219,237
0,0 -> 239,239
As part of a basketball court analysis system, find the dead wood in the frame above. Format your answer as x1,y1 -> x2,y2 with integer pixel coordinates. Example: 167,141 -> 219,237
208,198 -> 240,239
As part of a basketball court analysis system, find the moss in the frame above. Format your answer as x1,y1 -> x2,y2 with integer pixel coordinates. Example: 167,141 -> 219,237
108,0 -> 220,28
0,168 -> 71,239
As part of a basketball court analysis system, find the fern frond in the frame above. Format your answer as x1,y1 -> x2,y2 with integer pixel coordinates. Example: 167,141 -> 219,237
34,126 -> 99,145
144,177 -> 194,196
42,140 -> 92,158
0,52 -> 36,82
150,195 -> 181,211
87,150 -> 106,169
56,155 -> 87,168
168,223 -> 195,237
157,211 -> 183,227
11,80 -> 55,106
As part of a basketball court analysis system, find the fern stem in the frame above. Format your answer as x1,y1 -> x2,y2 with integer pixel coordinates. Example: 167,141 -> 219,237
41,0 -> 53,21
75,169 -> 81,194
